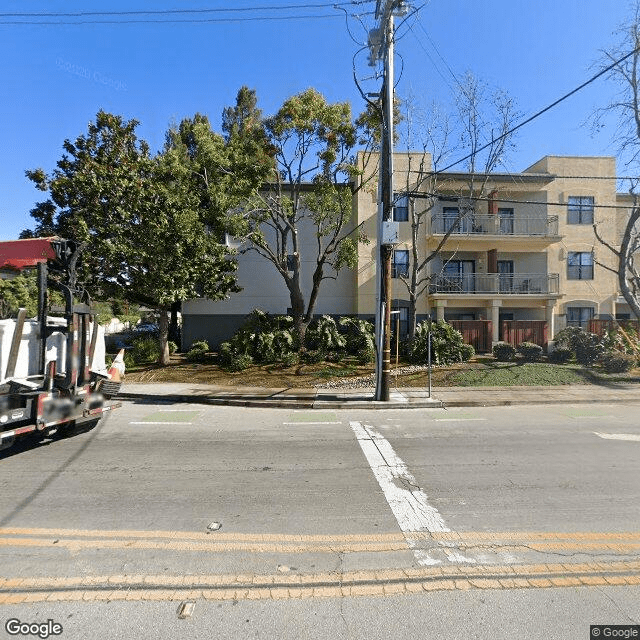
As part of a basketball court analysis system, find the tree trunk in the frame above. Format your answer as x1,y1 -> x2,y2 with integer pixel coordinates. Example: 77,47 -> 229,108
619,206 -> 640,321
407,292 -> 417,342
158,308 -> 171,365
169,301 -> 180,346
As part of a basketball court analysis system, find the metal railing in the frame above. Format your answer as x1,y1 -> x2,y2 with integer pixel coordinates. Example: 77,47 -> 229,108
429,273 -> 559,295
430,214 -> 559,237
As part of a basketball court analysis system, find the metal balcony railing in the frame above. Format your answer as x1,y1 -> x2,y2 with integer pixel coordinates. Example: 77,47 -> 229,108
430,214 -> 559,237
429,273 -> 559,295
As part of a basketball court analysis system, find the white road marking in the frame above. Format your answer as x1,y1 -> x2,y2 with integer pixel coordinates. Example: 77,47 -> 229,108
283,422 -> 342,425
434,418 -> 487,422
130,422 -> 194,425
594,432 -> 640,441
350,421 -> 449,535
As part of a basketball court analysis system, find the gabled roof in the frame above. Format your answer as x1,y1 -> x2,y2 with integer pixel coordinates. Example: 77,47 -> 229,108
0,237 -> 59,271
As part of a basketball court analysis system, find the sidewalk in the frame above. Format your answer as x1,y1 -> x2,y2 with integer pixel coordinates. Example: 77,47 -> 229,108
118,382 -> 640,409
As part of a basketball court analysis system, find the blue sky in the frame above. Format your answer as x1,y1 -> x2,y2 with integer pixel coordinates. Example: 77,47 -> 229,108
0,0 -> 634,240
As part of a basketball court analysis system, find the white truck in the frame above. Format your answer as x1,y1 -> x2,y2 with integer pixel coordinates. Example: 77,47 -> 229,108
0,238 -> 122,451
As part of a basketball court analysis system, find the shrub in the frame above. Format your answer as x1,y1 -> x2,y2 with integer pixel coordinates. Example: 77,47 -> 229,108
301,349 -> 325,364
553,326 -> 585,350
222,309 -> 297,365
226,353 -> 254,372
339,317 -> 375,355
130,336 -> 161,364
186,340 -> 210,363
305,316 -> 346,352
356,345 -> 375,365
409,321 -> 473,365
123,351 -> 136,370
574,333 -> 605,367
492,342 -> 516,362
325,349 -> 347,363
517,342 -> 543,362
168,341 -> 178,355
460,344 -> 475,362
217,342 -> 235,367
601,352 -> 637,373
554,327 -> 605,366
280,351 -> 300,367
548,347 -> 573,364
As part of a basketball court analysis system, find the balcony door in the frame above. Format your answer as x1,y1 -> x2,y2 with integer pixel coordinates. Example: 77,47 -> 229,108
498,208 -> 514,234
497,260 -> 514,293
443,259 -> 475,292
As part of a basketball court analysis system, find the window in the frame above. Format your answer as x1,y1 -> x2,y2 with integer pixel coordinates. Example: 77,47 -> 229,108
567,196 -> 594,224
286,255 -> 296,271
567,306 -> 594,329
567,252 -> 593,280
393,193 -> 409,222
392,250 -> 409,278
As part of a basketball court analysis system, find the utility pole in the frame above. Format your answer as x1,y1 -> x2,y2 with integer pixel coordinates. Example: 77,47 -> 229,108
369,0 -> 407,401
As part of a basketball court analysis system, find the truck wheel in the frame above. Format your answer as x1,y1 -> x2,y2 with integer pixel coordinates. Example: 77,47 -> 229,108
54,416 -> 103,439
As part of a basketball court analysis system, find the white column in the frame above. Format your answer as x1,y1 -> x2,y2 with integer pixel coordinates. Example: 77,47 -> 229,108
435,300 -> 446,323
546,301 -> 556,352
491,300 -> 501,345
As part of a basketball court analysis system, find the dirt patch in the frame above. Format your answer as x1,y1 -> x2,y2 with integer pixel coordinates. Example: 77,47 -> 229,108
122,355 -> 491,388
123,355 -> 375,387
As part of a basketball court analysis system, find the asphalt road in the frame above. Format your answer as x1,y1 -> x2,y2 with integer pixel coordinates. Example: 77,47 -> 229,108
0,400 -> 639,639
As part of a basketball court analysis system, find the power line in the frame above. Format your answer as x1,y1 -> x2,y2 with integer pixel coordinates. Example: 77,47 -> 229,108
407,190 -> 637,211
0,2 -> 372,18
433,45 -> 640,176
404,168 -> 640,182
0,15 -> 345,25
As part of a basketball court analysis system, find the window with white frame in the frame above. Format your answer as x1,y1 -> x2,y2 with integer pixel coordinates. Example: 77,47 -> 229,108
567,251 -> 593,280
392,249 -> 409,278
393,193 -> 409,222
567,196 -> 594,224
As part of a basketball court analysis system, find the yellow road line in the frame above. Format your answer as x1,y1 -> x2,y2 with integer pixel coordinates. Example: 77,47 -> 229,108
0,528 -> 408,543
2,536 -> 640,555
0,537 -> 408,554
1,561 -> 639,603
3,527 -> 640,543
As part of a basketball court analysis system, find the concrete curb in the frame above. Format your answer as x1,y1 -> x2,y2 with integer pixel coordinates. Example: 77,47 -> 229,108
117,383 -> 640,410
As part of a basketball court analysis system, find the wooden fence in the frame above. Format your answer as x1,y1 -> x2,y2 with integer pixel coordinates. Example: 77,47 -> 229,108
448,320 -> 492,353
587,319 -> 640,337
500,320 -> 547,348
447,319 -> 549,352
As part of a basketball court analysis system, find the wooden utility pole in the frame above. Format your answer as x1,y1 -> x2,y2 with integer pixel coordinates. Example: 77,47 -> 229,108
369,0 -> 407,401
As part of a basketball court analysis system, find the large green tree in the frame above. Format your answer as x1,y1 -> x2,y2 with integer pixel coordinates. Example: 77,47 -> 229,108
226,87 -> 376,344
24,110 -> 251,363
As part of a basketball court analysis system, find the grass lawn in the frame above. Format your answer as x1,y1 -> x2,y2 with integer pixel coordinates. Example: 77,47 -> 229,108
400,362 -> 591,387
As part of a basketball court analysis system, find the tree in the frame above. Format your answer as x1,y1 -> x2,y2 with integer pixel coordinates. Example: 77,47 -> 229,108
24,111 -> 248,363
395,74 -> 519,339
591,3 -> 640,320
227,88 -> 376,345
0,271 -> 38,319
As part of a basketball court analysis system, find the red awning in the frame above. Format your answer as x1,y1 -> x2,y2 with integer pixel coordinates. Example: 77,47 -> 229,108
0,237 -> 59,270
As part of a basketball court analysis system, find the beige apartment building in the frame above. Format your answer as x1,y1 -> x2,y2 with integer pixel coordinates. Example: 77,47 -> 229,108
355,153 -> 633,348
182,153 -> 635,350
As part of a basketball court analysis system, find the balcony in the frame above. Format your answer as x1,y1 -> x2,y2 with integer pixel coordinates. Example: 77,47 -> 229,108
429,273 -> 560,295
430,214 -> 559,237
